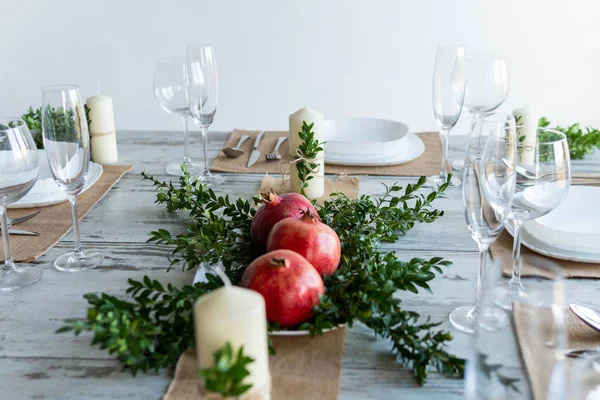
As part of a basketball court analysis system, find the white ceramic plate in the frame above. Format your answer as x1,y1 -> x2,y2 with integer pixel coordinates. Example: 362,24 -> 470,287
324,117 -> 410,158
10,150 -> 103,209
193,266 -> 344,336
325,132 -> 425,166
507,221 -> 600,264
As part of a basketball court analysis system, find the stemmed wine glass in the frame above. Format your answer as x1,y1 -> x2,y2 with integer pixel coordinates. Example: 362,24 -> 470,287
496,127 -> 571,309
154,57 -> 201,176
42,85 -> 104,272
449,113 -> 517,333
0,118 -> 43,292
451,55 -> 510,172
429,44 -> 466,188
185,44 -> 223,185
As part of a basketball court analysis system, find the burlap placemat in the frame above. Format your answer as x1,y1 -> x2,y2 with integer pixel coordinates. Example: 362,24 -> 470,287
210,130 -> 443,177
1,165 -> 133,262
164,327 -> 347,400
514,304 -> 600,400
259,175 -> 360,202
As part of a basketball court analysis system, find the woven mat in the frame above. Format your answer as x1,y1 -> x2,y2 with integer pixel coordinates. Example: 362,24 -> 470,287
164,327 -> 347,400
210,130 -> 443,177
514,304 -> 600,400
1,165 -> 133,262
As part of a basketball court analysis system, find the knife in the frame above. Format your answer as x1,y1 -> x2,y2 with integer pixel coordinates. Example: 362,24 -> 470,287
247,131 -> 265,168
5,229 -> 40,236
570,304 -> 600,332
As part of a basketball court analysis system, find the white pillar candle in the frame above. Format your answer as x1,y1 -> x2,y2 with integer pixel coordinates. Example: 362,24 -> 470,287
289,107 -> 325,199
513,106 -> 539,165
194,286 -> 271,398
86,95 -> 118,164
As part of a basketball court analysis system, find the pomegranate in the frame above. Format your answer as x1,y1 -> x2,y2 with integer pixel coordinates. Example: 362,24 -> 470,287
266,210 -> 341,276
242,249 -> 324,328
250,190 -> 319,249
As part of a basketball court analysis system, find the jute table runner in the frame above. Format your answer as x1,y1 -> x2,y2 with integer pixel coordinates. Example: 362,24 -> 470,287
210,130 -> 444,177
164,175 -> 358,399
1,165 -> 133,262
492,177 -> 600,279
514,304 -> 600,400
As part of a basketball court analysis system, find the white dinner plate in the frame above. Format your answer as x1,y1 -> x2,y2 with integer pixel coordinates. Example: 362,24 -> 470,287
325,132 -> 425,166
10,150 -> 103,209
507,220 -> 600,264
193,265 -> 344,336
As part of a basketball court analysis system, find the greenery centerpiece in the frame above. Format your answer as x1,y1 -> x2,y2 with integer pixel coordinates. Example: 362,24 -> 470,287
58,124 -> 465,386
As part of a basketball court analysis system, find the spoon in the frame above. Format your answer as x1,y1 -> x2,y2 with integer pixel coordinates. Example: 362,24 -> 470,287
223,135 -> 250,158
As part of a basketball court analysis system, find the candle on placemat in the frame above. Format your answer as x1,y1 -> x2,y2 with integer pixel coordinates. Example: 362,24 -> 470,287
513,106 -> 539,165
86,95 -> 118,164
289,107 -> 325,199
194,286 -> 271,398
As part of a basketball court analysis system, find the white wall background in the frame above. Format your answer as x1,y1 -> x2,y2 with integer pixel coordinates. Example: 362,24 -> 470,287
1,0 -> 599,135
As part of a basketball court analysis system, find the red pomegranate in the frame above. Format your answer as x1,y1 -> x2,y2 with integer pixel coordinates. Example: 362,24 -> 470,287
241,249 -> 324,327
250,191 -> 318,249
266,210 -> 341,276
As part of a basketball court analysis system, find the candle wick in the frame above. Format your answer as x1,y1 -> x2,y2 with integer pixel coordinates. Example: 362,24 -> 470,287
97,82 -> 100,96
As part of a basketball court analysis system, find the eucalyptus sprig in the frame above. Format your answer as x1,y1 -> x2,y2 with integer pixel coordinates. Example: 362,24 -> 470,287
293,121 -> 324,196
59,169 -> 463,384
198,342 -> 255,397
21,105 -> 92,149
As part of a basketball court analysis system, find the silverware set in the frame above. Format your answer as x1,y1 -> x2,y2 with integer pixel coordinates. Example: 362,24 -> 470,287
223,131 -> 288,166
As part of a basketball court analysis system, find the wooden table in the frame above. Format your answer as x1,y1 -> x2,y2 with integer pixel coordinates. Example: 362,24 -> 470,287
2,131 -> 599,400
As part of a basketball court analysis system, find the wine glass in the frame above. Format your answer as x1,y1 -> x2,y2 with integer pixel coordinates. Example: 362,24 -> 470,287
42,84 -> 104,272
0,118 -> 43,292
495,127 -> 571,309
451,55 -> 510,172
185,44 -> 223,185
449,113 -> 517,333
428,44 -> 466,188
154,57 -> 201,177
466,254 -> 568,399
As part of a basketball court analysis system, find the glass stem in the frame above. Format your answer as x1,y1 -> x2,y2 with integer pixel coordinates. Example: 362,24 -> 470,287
181,116 -> 191,166
509,219 -> 524,287
68,194 -> 84,259
200,126 -> 210,177
0,205 -> 15,270
474,112 -> 485,156
473,242 -> 490,316
439,127 -> 450,181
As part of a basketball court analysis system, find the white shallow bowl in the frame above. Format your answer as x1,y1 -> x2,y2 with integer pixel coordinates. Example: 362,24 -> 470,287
9,150 -> 103,209
324,118 -> 410,160
193,266 -> 344,336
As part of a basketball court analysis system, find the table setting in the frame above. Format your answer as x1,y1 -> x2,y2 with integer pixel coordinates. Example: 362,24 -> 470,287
3,41 -> 600,400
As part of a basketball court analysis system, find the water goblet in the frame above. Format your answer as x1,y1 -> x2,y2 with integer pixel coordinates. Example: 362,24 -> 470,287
42,84 -> 104,272
185,44 -> 223,185
154,57 -> 202,176
0,118 -> 43,292
495,127 -> 571,309
451,55 -> 510,172
449,113 -> 517,333
428,44 -> 466,188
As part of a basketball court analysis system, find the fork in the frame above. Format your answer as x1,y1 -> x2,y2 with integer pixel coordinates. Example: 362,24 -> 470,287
7,210 -> 41,228
265,137 -> 288,161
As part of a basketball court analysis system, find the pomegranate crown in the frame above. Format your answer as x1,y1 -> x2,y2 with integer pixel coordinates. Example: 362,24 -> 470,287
300,208 -> 319,222
258,189 -> 281,207
269,257 -> 289,268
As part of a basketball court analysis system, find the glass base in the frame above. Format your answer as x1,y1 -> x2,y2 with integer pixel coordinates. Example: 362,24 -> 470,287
449,305 -> 477,334
166,162 -> 203,177
54,251 -> 103,272
427,174 -> 461,188
0,266 -> 43,293
195,172 -> 225,186
493,282 -> 537,310
451,160 -> 465,171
